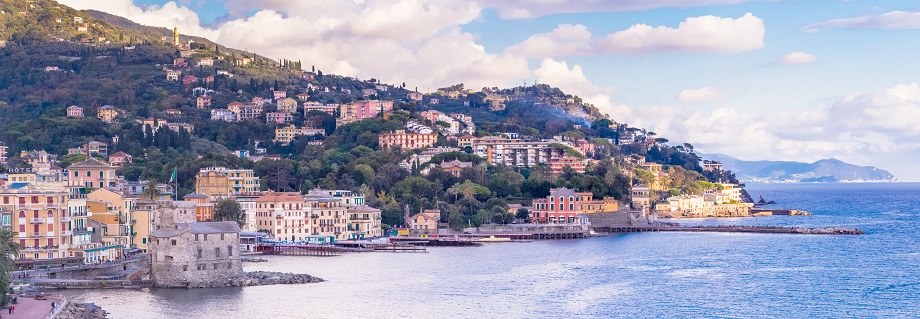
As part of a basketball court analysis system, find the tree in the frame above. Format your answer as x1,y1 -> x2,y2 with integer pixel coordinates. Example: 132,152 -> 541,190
142,180 -> 161,201
213,199 -> 245,227
0,228 -> 20,306
516,208 -> 531,222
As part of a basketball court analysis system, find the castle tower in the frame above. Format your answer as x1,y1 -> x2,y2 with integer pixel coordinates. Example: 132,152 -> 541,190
173,26 -> 180,47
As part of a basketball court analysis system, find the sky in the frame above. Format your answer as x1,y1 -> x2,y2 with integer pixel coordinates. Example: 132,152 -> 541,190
57,0 -> 920,181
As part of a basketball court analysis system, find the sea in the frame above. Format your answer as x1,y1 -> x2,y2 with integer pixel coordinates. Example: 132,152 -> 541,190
61,183 -> 920,318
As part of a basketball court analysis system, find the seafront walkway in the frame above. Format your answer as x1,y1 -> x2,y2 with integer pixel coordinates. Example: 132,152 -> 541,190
0,295 -> 61,319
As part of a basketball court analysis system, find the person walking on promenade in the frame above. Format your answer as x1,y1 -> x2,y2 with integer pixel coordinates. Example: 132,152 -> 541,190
52,301 -> 56,310
9,305 -> 14,314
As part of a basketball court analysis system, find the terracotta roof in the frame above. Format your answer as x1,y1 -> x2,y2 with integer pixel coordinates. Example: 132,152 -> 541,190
256,192 -> 304,203
69,158 -> 112,169
108,151 -> 131,158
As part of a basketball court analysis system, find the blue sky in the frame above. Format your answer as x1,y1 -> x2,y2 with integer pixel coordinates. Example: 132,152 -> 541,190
59,0 -> 920,180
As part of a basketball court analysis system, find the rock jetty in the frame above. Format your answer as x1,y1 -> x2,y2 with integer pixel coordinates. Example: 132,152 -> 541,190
184,271 -> 323,288
55,302 -> 109,319
242,257 -> 268,263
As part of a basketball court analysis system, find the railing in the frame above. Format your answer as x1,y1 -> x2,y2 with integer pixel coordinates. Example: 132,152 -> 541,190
72,227 -> 88,233
30,232 -> 42,237
61,230 -> 72,236
23,245 -> 58,252
61,216 -> 72,222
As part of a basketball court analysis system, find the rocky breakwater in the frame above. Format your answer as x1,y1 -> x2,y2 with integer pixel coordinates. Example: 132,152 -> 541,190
55,302 -> 109,319
185,271 -> 324,288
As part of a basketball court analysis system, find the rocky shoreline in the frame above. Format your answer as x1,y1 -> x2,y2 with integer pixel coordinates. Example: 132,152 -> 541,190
183,271 -> 324,288
55,302 -> 109,319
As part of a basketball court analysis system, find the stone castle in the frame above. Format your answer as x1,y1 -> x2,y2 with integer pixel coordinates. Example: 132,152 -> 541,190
149,209 -> 243,288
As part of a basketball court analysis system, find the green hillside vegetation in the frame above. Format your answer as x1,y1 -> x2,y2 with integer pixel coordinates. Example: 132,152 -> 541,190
0,0 -> 738,230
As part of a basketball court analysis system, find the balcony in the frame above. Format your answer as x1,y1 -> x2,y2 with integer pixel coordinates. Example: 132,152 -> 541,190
72,227 -> 89,233
30,232 -> 41,237
23,246 -> 59,252
62,230 -> 72,236
61,216 -> 72,222
30,218 -> 46,224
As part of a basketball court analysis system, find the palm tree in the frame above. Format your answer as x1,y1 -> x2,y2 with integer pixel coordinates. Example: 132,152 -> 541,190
0,228 -> 21,306
142,180 -> 162,201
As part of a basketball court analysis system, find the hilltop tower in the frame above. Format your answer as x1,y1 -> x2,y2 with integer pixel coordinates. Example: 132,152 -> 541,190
173,26 -> 180,47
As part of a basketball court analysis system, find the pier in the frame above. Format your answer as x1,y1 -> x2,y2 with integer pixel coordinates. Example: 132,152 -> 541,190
256,244 -> 346,256
584,211 -> 863,235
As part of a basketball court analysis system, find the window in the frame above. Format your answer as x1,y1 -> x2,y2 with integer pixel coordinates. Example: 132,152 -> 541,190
31,196 -> 38,204
215,247 -> 221,257
18,211 -> 25,218
195,234 -> 199,241
197,249 -> 202,258
203,234 -> 208,241
221,233 -> 225,240
171,240 -> 177,245
227,246 -> 233,257
74,171 -> 79,177
182,265 -> 188,271
142,238 -> 147,244
18,197 -> 25,205
47,210 -> 53,218
99,171 -> 104,179
86,171 -> 91,178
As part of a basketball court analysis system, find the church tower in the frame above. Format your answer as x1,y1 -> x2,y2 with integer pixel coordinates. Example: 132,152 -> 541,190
173,26 -> 180,47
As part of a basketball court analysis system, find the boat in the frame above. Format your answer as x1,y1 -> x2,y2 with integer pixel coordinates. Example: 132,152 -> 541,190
473,236 -> 511,243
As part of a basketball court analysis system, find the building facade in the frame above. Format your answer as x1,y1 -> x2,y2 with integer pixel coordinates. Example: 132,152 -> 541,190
530,188 -> 580,224
378,130 -> 438,150
340,100 -> 394,121
194,167 -> 260,200
149,221 -> 242,288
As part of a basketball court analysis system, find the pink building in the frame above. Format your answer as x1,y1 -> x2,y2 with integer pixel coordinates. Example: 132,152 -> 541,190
266,112 -> 293,124
182,75 -> 198,85
340,100 -> 394,121
67,105 -> 84,118
530,188 -> 580,224
274,90 -> 287,100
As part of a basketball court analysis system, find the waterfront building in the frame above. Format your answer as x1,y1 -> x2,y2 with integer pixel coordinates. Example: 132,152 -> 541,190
87,188 -> 137,249
182,193 -> 214,222
346,205 -> 382,239
274,125 -> 325,145
530,188 -> 580,224
407,209 -> 440,235
719,183 -> 743,203
0,185 -> 70,261
194,167 -> 260,200
576,192 -> 619,214
149,220 -> 242,288
304,191 -> 350,241
631,186 -> 651,209
378,130 -> 438,150
67,158 -> 118,189
340,100 -> 394,121
253,192 -> 310,240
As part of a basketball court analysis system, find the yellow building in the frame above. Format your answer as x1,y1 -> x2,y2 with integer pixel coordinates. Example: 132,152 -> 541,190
407,209 -> 440,235
254,192 -> 310,240
87,188 -> 136,249
96,105 -> 120,123
0,185 -> 70,261
274,125 -> 325,145
576,192 -> 619,214
277,98 -> 298,113
347,205 -> 382,239
377,130 -> 438,150
194,167 -> 260,200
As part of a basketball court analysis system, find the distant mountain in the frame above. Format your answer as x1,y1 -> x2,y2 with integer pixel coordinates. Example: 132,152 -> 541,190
701,153 -> 897,183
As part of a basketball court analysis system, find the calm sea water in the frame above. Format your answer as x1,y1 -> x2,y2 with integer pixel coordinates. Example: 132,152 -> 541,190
63,183 -> 920,318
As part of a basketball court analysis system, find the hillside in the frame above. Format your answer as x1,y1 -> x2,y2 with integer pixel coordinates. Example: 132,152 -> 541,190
702,154 -> 896,183
0,0 -> 732,228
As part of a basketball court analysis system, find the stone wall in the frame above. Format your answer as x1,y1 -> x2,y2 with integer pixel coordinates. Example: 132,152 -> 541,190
150,230 -> 242,288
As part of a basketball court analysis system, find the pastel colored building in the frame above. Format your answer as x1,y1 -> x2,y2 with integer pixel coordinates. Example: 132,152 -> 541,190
194,167 -> 260,200
67,158 -> 118,189
67,105 -> 84,118
274,125 -> 325,145
530,188 -> 580,224
378,130 -> 438,150
340,100 -> 394,121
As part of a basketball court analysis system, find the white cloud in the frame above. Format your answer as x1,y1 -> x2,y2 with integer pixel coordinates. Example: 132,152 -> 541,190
616,83 -> 920,180
505,24 -> 593,58
533,58 -> 624,117
597,13 -> 765,54
802,10 -> 920,32
676,87 -> 723,103
58,0 -> 532,90
778,52 -> 818,65
487,0 -> 753,19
